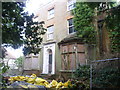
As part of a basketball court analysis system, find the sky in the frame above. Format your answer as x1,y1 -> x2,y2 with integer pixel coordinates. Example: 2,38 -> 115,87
25,0 -> 53,14
6,47 -> 23,58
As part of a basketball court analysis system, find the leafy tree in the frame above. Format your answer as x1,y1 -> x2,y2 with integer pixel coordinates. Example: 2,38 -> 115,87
2,2 -> 46,55
73,2 -> 120,58
1,2 -> 46,88
14,56 -> 24,68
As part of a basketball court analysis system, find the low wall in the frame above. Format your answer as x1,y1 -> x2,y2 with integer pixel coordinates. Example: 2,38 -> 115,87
23,70 -> 40,76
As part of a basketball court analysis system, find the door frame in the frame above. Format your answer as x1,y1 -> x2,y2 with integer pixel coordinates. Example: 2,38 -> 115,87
42,43 -> 55,74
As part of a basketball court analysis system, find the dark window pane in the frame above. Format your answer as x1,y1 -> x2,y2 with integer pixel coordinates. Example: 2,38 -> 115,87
69,26 -> 76,34
69,27 -> 73,33
68,19 -> 73,26
49,54 -> 52,64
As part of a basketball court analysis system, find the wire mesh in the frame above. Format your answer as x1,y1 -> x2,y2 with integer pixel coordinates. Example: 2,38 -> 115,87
90,58 -> 120,89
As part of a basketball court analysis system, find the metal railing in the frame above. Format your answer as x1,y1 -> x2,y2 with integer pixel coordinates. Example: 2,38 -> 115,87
90,58 -> 120,89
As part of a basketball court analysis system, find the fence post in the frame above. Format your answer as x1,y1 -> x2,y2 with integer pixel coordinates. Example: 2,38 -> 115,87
90,63 -> 92,90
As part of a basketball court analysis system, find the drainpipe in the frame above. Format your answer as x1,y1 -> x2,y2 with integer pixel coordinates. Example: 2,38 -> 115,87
74,44 -> 78,69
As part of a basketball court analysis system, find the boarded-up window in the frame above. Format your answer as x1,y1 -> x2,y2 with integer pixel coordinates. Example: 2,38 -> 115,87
60,43 -> 86,70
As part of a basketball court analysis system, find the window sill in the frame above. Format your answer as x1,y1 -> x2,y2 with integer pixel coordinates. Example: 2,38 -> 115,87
68,32 -> 76,35
47,17 -> 54,21
47,39 -> 54,41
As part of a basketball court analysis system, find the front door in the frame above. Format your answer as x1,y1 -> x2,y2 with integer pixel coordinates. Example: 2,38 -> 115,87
48,49 -> 52,74
42,43 -> 55,74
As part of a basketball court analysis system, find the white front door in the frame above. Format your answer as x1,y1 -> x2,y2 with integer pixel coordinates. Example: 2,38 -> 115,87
42,43 -> 55,74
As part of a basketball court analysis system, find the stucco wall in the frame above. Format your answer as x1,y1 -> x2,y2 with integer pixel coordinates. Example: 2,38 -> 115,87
35,0 -> 75,75
36,0 -> 72,43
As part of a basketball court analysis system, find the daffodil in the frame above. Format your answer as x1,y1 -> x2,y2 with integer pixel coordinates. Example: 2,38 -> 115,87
56,82 -> 63,88
49,80 -> 58,88
30,74 -> 37,78
35,77 -> 47,84
27,77 -> 35,84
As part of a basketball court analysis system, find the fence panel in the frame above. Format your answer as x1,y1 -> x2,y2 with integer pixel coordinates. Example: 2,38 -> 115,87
90,58 -> 120,89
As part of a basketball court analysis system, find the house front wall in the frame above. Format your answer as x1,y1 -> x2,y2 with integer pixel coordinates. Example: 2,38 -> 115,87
37,0 -> 73,75
35,0 -> 88,76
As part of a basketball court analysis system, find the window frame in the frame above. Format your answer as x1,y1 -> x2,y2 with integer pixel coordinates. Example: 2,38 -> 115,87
48,8 -> 54,19
67,18 -> 76,34
67,0 -> 76,11
47,25 -> 54,40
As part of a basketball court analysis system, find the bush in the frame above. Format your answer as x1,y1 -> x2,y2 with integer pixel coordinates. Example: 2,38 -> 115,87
93,67 -> 120,88
74,65 -> 90,89
74,65 -> 90,79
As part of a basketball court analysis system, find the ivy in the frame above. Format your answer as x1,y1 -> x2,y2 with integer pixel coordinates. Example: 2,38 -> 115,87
73,2 -> 96,44
73,2 -> 120,54
106,5 -> 120,53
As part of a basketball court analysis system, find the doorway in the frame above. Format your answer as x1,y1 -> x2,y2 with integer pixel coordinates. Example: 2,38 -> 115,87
48,49 -> 52,74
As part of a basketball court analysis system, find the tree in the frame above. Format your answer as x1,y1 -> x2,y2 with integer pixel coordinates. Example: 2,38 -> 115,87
14,56 -> 24,68
2,2 -> 46,55
73,2 -> 120,59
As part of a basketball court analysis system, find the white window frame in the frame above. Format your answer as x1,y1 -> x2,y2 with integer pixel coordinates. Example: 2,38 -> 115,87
48,8 -> 54,19
67,18 -> 76,34
47,25 -> 54,40
67,0 -> 76,11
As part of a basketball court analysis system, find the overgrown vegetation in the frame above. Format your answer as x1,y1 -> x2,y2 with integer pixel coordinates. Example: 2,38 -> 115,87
74,65 -> 90,89
73,3 -> 95,44
93,67 -> 120,88
73,2 -> 120,57
74,65 -> 90,79
106,4 -> 120,53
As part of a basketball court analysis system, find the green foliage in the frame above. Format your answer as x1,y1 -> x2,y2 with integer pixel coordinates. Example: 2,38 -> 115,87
73,2 -> 120,54
0,62 -> 9,74
2,2 -> 25,48
2,2 -> 46,55
0,60 -> 10,88
74,65 -> 90,89
93,67 -> 120,88
73,2 -> 96,44
14,56 -> 24,68
106,5 -> 120,53
74,65 -> 90,79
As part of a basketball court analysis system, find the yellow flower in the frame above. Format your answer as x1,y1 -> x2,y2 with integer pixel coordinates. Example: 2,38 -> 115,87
49,80 -> 58,88
27,77 -> 35,84
35,78 -> 46,84
19,76 -> 26,81
14,76 -> 21,81
30,74 -> 37,78
9,77 -> 14,81
34,82 -> 46,86
63,80 -> 72,88
56,82 -> 63,88
44,81 -> 49,86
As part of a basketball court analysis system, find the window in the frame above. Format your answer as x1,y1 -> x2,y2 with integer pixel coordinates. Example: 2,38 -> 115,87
48,8 -> 54,19
47,25 -> 54,40
67,0 -> 76,11
68,18 -> 76,34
